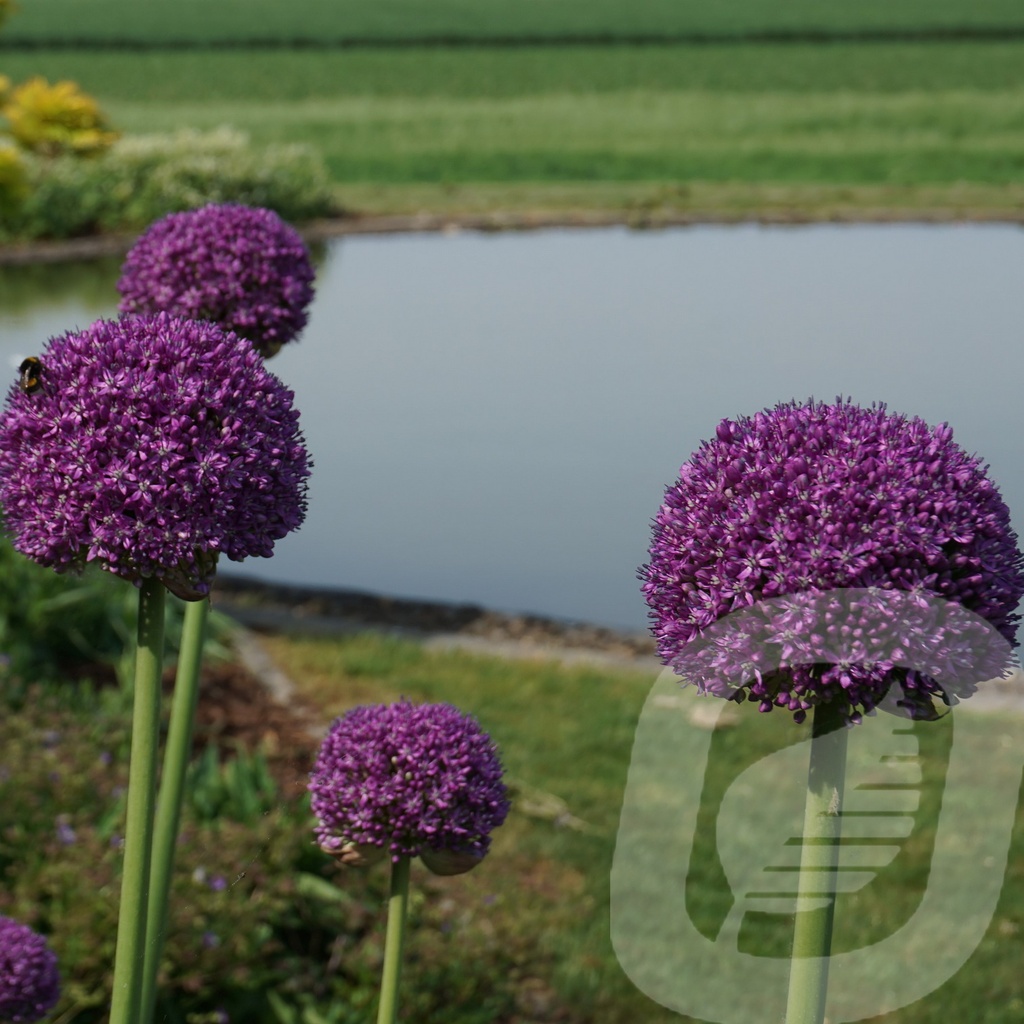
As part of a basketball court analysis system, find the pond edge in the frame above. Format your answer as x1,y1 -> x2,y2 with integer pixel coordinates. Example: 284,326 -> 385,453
5,205 -> 1024,266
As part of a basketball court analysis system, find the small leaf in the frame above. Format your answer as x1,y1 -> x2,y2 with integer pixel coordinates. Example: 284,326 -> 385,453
294,871 -> 352,907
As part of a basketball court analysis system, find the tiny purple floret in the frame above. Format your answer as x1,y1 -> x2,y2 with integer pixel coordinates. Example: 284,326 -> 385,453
117,203 -> 316,358
0,916 -> 60,1023
641,399 -> 1024,723
0,313 -> 310,599
309,701 -> 510,862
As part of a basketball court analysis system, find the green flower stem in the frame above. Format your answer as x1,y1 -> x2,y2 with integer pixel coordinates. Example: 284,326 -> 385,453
109,578 -> 166,1024
140,596 -> 209,1024
784,699 -> 849,1024
376,856 -> 412,1024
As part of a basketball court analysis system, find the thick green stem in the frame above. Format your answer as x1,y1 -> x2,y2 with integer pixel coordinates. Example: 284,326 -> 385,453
109,579 -> 166,1024
376,856 -> 412,1024
784,700 -> 849,1024
140,597 -> 209,1023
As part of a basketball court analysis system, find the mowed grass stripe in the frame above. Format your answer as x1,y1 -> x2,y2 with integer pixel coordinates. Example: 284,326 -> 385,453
4,43 -> 1024,101
7,0 -> 1024,44
107,90 -> 1024,185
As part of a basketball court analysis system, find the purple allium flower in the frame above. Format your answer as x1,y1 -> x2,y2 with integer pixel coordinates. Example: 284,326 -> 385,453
0,916 -> 60,1023
641,399 -> 1024,723
310,701 -> 510,863
0,313 -> 310,600
117,203 -> 316,358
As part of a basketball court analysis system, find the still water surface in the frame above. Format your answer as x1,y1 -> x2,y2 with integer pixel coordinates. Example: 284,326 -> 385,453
2,224 -> 1023,630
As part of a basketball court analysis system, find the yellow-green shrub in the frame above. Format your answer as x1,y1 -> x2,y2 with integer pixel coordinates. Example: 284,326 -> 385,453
3,75 -> 118,156
0,141 -> 27,217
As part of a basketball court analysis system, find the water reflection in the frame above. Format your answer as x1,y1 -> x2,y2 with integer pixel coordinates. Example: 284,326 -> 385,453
2,224 -> 1023,630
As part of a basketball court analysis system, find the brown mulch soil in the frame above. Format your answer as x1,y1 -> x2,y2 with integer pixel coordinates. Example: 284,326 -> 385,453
168,659 -> 319,798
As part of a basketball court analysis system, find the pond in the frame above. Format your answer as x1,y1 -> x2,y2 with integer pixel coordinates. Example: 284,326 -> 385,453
2,223 -> 1024,631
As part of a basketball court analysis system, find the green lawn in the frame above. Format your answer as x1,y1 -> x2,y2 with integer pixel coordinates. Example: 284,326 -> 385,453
259,629 -> 1024,1024
95,89 -> 1024,187
5,0 -> 1024,45
4,42 -> 1024,220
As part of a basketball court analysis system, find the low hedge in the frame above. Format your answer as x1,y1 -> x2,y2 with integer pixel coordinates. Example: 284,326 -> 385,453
1,127 -> 339,241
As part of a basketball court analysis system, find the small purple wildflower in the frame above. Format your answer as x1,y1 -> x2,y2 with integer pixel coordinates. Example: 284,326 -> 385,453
117,203 -> 316,358
54,816 -> 76,846
310,701 -> 510,863
641,399 -> 1024,723
0,313 -> 310,600
0,916 -> 60,1023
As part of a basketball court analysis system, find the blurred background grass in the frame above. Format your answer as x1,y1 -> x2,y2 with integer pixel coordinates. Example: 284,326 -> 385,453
4,2 -> 1024,218
5,0 -> 1024,44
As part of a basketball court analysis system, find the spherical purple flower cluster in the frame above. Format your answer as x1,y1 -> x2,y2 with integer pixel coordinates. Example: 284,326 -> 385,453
0,916 -> 60,1023
309,701 -> 510,865
641,399 -> 1024,723
117,203 -> 315,358
0,313 -> 310,600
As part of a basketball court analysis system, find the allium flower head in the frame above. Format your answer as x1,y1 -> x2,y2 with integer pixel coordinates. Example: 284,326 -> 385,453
0,313 -> 310,600
117,203 -> 315,358
641,399 -> 1024,723
310,701 -> 510,864
0,916 -> 60,1023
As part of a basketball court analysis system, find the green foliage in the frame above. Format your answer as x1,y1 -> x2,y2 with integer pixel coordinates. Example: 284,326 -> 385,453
0,681 -> 530,1022
186,743 -> 279,824
0,537 -> 128,686
3,0 -> 1024,45
0,140 -> 28,218
1,127 -> 337,241
0,536 -> 235,692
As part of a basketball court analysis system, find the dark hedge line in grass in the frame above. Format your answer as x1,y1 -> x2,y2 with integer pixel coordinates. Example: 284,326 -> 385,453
5,0 -> 1024,48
